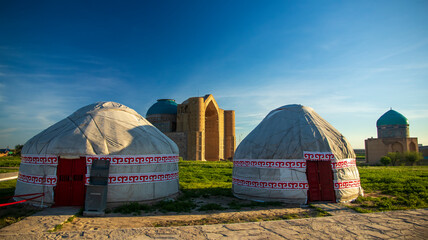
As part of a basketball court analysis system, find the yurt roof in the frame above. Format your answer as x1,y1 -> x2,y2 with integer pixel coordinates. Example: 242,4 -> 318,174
234,104 -> 354,160
22,101 -> 179,156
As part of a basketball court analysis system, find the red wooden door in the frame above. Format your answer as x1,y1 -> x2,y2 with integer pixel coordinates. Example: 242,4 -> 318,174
55,158 -> 73,205
306,161 -> 321,201
318,161 -> 335,202
55,157 -> 86,206
306,161 -> 336,202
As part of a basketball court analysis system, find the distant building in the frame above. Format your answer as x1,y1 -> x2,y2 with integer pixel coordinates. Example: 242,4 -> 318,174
146,94 -> 236,161
419,145 -> 428,160
365,109 -> 418,164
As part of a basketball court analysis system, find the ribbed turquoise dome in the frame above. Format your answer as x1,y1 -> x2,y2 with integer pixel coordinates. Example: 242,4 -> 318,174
146,99 -> 177,116
376,109 -> 408,126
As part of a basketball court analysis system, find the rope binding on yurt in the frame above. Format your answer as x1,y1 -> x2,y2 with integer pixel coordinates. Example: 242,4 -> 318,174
0,192 -> 45,207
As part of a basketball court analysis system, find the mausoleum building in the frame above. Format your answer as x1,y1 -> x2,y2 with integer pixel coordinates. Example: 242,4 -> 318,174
147,94 -> 236,161
365,109 -> 418,164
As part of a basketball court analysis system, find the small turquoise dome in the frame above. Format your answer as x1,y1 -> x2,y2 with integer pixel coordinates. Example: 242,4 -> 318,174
146,99 -> 177,116
376,109 -> 408,126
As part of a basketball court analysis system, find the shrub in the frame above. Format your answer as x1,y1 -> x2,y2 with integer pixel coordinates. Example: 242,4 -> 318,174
386,152 -> 402,166
380,156 -> 391,166
403,151 -> 423,166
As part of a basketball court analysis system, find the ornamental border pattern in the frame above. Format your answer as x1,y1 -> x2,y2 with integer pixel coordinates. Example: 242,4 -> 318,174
303,151 -> 335,161
17,173 -> 57,186
20,154 -> 179,166
233,158 -> 356,169
233,159 -> 306,168
85,155 -> 179,165
21,155 -> 58,165
232,177 -> 308,190
334,180 -> 361,189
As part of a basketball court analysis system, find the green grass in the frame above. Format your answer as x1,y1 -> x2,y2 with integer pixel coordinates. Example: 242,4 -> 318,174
227,200 -> 282,210
0,156 -> 21,167
0,180 -> 41,228
350,166 -> 428,212
0,168 -> 19,173
0,180 -> 17,204
2,159 -> 427,228
112,160 -> 234,215
179,160 -> 232,191
198,203 -> 225,211
49,215 -> 76,232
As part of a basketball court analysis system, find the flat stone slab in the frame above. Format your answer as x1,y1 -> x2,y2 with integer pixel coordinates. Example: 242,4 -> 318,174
0,208 -> 426,239
0,172 -> 18,182
0,206 -> 80,237
311,202 -> 357,215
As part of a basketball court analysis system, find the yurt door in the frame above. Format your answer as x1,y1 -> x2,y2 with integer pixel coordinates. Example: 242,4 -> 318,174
306,161 -> 335,202
55,157 -> 87,206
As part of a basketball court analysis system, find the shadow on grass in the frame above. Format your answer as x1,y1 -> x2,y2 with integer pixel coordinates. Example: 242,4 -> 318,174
0,179 -> 42,229
109,187 -> 290,216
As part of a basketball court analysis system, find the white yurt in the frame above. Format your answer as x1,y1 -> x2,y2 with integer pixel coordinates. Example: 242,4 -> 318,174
232,104 -> 363,204
15,101 -> 179,207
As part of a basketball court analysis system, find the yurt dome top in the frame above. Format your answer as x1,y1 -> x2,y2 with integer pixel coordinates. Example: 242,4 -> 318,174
376,109 -> 408,127
22,101 -> 179,156
234,104 -> 355,160
146,99 -> 178,116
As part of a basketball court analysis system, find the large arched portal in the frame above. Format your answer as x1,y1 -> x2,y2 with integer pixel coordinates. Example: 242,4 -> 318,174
409,142 -> 417,152
392,142 -> 403,152
205,101 -> 219,161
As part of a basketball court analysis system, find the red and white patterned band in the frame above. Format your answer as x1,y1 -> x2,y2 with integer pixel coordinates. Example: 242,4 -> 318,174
21,155 -> 58,165
232,177 -> 308,190
86,155 -> 179,165
334,180 -> 361,189
331,159 -> 357,169
105,171 -> 179,185
84,171 -> 179,185
303,151 -> 335,161
233,159 -> 306,168
17,173 -> 57,186
234,158 -> 356,169
21,154 -> 179,166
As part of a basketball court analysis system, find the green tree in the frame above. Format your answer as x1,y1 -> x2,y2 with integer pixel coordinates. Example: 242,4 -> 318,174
14,144 -> 23,156
403,151 -> 423,166
386,152 -> 402,166
380,156 -> 391,166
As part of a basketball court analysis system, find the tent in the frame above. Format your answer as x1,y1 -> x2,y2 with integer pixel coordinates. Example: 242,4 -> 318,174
232,104 -> 363,203
15,101 -> 179,206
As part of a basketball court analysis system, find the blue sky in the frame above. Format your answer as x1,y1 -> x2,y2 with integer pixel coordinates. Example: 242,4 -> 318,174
1,0 -> 427,149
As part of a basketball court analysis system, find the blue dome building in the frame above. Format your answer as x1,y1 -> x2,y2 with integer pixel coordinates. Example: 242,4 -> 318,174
365,108 -> 418,164
147,99 -> 178,116
376,109 -> 409,138
377,109 -> 408,127
146,99 -> 178,133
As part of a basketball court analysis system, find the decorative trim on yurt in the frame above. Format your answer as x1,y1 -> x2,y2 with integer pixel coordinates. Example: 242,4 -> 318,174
18,154 -> 179,186
232,151 -> 362,203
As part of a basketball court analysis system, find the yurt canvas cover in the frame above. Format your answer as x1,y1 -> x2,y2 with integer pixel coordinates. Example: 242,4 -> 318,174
15,102 -> 179,206
232,104 -> 363,204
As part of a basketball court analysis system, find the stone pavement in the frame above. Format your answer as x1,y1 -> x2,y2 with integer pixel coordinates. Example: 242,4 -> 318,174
0,206 -> 80,235
0,172 -> 18,182
0,207 -> 426,239
311,202 -> 357,216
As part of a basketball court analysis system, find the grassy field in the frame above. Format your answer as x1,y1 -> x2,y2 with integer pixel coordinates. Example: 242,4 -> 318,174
0,156 -> 21,167
0,157 -> 427,228
349,166 -> 428,212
